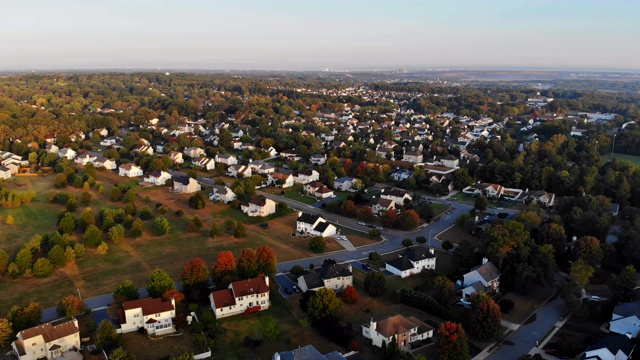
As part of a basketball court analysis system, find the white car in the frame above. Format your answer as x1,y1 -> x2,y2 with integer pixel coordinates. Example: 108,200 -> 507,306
457,298 -> 472,307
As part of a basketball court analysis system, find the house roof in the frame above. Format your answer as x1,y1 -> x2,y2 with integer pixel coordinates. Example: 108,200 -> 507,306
386,256 -> 415,271
613,302 -> 640,318
17,319 -> 79,343
373,315 -> 432,339
581,334 -> 636,359
298,213 -> 322,225
318,259 -> 352,279
301,272 -> 325,290
384,189 -> 409,198
123,297 -> 174,316
334,176 -> 354,184
211,288 -> 236,309
275,344 -> 346,360
316,186 -> 333,194
231,276 -> 270,297
245,195 -> 268,207
373,198 -> 394,208
212,185 -> 230,195
173,175 -> 193,186
297,168 -> 316,176
271,173 -> 292,180
314,222 -> 333,233
470,262 -> 501,282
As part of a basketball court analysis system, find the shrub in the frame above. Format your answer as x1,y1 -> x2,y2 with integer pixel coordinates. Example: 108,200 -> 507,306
368,252 -> 381,261
368,228 -> 381,238
290,265 -> 305,276
397,287 -> 449,319
175,209 -> 184,217
139,206 -> 153,220
499,299 -> 515,314
309,236 -> 326,253
96,242 -> 109,255
32,258 -> 53,278
341,285 -> 359,304
152,217 -> 171,236
188,192 -> 206,210
364,272 -> 386,297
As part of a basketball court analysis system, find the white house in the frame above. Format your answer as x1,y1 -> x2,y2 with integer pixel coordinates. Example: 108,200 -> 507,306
380,189 -> 412,207
296,212 -> 337,237
362,315 -> 433,351
92,128 -> 109,137
249,160 -> 275,174
169,151 -> 184,164
268,173 -> 294,188
215,154 -> 238,165
209,185 -> 237,203
57,148 -> 77,160
0,166 -> 11,179
293,169 -> 320,184
74,152 -> 97,165
92,156 -> 117,170
12,319 -> 82,360
241,196 -> 276,217
119,297 -> 176,335
610,302 -> 640,337
461,259 -> 501,298
46,144 -> 59,154
391,169 -> 413,182
209,276 -> 270,319
463,183 -> 504,199
172,175 -> 201,194
309,154 -> 327,165
402,151 -> 423,163
118,164 -> 143,177
183,147 -> 205,158
297,259 -> 353,292
579,334 -> 635,360
193,156 -> 216,170
132,144 -> 153,155
227,164 -> 252,178
334,177 -> 358,192
385,247 -> 436,278
143,170 -> 172,185
100,136 -> 119,147
522,190 -> 555,207
372,198 -> 395,216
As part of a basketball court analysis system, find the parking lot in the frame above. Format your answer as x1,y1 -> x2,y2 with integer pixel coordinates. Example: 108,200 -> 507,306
273,274 -> 301,298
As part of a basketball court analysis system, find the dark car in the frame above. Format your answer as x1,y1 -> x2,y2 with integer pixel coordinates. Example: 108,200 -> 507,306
293,285 -> 302,293
544,348 -> 559,356
284,287 -> 292,295
362,263 -> 372,270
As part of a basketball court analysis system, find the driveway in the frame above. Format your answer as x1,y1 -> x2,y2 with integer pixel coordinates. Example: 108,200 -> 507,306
349,261 -> 374,274
273,274 -> 300,298
92,308 -> 120,328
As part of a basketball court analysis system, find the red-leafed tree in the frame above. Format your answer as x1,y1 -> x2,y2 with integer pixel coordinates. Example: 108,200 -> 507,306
436,321 -> 470,360
341,200 -> 357,218
468,291 -> 502,341
381,209 -> 398,228
575,236 -> 603,268
212,251 -> 236,285
56,296 -> 85,319
162,289 -> 186,303
256,246 -> 277,276
343,158 -> 353,175
359,206 -> 375,222
397,209 -> 420,230
237,248 -> 258,279
181,258 -> 210,287
341,285 -> 359,304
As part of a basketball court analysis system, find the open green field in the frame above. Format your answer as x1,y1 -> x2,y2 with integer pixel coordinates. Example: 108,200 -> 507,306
611,153 -> 640,167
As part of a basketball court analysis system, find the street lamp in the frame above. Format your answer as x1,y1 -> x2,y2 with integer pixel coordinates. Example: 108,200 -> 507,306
611,134 -> 617,161
428,230 -> 433,248
77,289 -> 82,300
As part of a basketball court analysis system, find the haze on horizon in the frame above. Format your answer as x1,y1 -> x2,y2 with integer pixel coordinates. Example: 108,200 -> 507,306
1,0 -> 638,72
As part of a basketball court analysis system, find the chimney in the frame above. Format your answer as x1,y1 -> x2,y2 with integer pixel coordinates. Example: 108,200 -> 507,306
298,211 -> 302,217
265,275 -> 269,286
371,318 -> 376,331
274,353 -> 281,360
429,248 -> 434,255
482,257 -> 489,265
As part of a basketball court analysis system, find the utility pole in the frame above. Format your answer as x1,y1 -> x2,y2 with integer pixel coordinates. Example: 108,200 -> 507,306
77,289 -> 82,300
611,134 -> 616,162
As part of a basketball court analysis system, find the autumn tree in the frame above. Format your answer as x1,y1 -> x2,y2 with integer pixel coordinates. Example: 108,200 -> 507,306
57,295 -> 85,319
397,209 -> 420,230
340,200 -> 357,218
7,302 -> 43,332
212,251 -> 236,285
612,265 -> 637,302
483,220 -> 530,268
95,320 -> 119,351
152,216 -> 171,236
108,224 -> 125,243
436,321 -> 470,360
237,248 -> 258,278
0,318 -> 12,347
341,285 -> 359,304
306,288 -> 342,323
474,196 -> 488,212
0,249 -> 8,274
570,259 -> 595,289
468,291 -> 502,341
381,209 -> 398,228
536,223 -> 567,257
146,268 -> 175,298
256,246 -> 277,276
364,271 -> 386,297
433,276 -> 457,306
181,258 -> 210,288
113,280 -> 140,304
574,236 -> 603,268
359,206 -> 375,222
162,289 -> 186,303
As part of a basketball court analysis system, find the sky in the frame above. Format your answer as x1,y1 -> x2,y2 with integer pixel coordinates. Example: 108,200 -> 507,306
0,0 -> 639,71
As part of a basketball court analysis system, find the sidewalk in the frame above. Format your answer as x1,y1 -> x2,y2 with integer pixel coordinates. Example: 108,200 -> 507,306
527,314 -> 572,359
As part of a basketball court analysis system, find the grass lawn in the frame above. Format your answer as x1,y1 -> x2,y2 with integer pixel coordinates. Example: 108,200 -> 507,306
427,202 -> 449,218
603,153 -> 640,167
120,328 -> 202,360
501,283 -> 558,324
437,224 -> 482,248
214,206 -> 295,225
544,314 -> 606,358
336,226 -> 379,248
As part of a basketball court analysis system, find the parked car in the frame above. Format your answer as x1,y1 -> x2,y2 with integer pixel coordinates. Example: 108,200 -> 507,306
544,348 -> 559,356
293,285 -> 302,294
362,263 -> 372,270
456,298 -> 471,308
358,221 -> 366,226
375,226 -> 385,231
284,287 -> 292,294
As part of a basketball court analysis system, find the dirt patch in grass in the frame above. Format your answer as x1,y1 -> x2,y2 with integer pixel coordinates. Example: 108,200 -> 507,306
501,283 -> 557,324
437,224 -> 482,247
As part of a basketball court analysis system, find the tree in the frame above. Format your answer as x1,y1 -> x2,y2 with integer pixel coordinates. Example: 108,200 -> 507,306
0,249 -> 8,274
483,220 -> 530,268
341,285 -> 359,304
108,347 -> 136,360
162,289 -> 186,303
369,228 -> 381,238
442,240 -> 454,252
7,302 -> 42,332
381,209 -> 398,228
64,246 -> 76,263
6,215 -> 14,225
54,173 -> 67,188
123,189 -> 137,203
146,268 -> 175,298
309,236 -> 326,253
83,224 -> 103,247
110,187 -> 123,202
306,288 -> 342,322
57,295 -> 85,319
79,208 -> 95,231
612,265 -> 637,302
95,320 -> 119,351
416,236 -> 427,245
0,318 -> 12,347
181,258 -> 210,288
451,169 -> 474,190
397,209 -> 420,230
58,213 -> 76,235
340,200 -> 357,217
188,192 -> 207,209
402,238 -> 413,248
570,259 -> 595,289
574,236 -> 603,268
468,291 -> 502,341
436,321 -> 470,360
212,251 -> 236,285
48,245 -> 66,267
113,280 -> 140,304
152,216 -> 171,236
237,248 -> 258,278
364,271 -> 386,297
96,242 -> 109,255
433,276 -> 457,306
256,246 -> 277,276
359,206 -> 375,222
474,195 -> 488,212
80,191 -> 92,206
260,316 -> 280,340
33,258 -> 53,278
188,216 -> 203,233
108,224 -> 125,242
234,222 -> 246,238
130,218 -> 144,238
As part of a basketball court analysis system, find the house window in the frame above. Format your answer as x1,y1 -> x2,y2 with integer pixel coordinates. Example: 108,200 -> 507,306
32,343 -> 36,347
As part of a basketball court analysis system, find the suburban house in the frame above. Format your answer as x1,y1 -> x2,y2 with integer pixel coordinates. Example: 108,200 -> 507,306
463,183 -> 504,199
172,175 -> 201,194
391,169 -> 413,182
280,149 -> 301,161
100,136 -> 119,147
609,302 -> 640,337
143,170 -> 172,185
272,345 -> 358,360
309,154 -> 327,165
169,151 -> 184,164
249,160 -> 275,174
12,319 -> 82,360
209,276 -> 271,319
241,196 -> 276,217
132,144 -> 153,155
92,156 -> 117,170
522,190 -> 556,207
380,189 -> 412,207
334,177 -> 358,192
362,315 -> 433,351
215,154 -> 238,166
296,212 -> 337,237
183,147 -> 205,158
0,166 -> 11,179
402,151 -> 423,163
74,152 -> 97,165
227,164 -> 252,178
297,259 -> 353,292
385,247 -> 436,278
268,173 -> 294,188
293,169 -> 320,184
209,185 -> 237,203
579,334 -> 635,360
119,297 -> 176,335
193,155 -> 216,170
57,148 -> 77,160
92,128 -> 109,137
372,198 -> 395,215
461,258 -> 501,298
303,181 -> 334,198
263,146 -> 278,158
118,164 -> 143,177
46,144 -> 59,154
